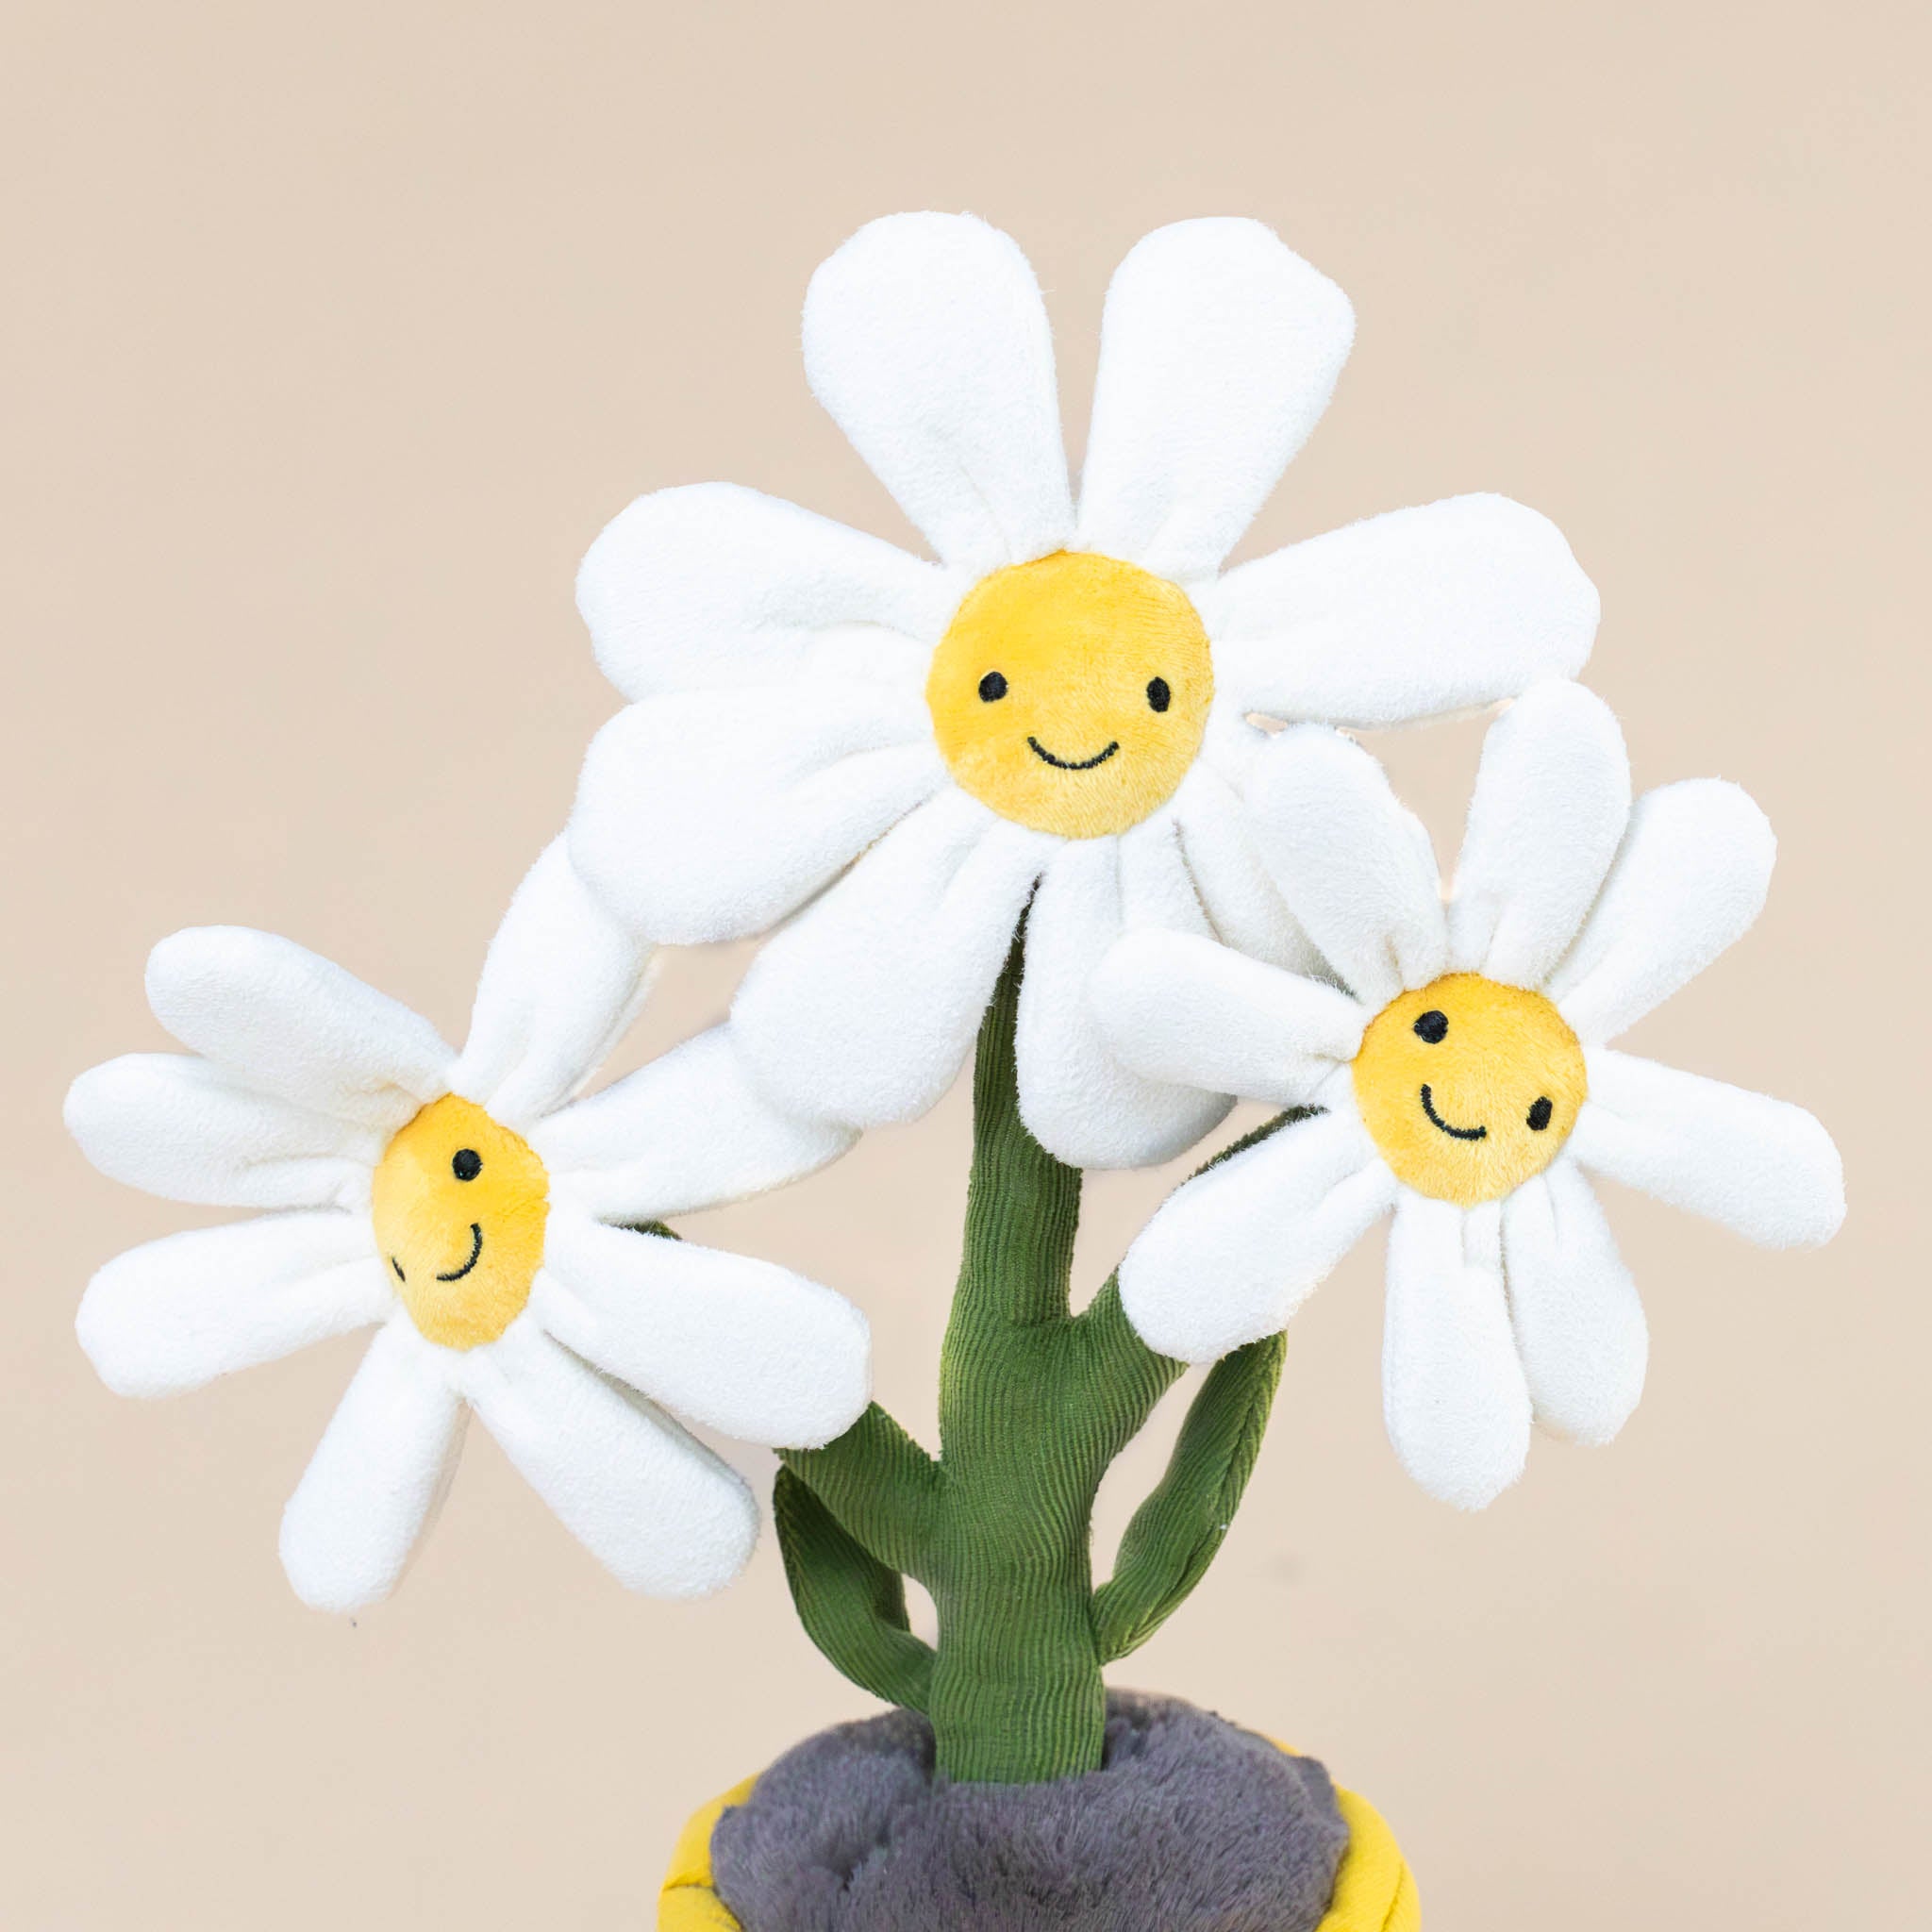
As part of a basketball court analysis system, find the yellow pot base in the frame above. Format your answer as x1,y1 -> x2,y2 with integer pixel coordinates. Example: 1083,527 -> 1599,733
659,1748 -> 1417,1931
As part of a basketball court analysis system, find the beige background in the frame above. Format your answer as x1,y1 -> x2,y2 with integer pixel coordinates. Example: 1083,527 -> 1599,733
4,2 -> 1925,1925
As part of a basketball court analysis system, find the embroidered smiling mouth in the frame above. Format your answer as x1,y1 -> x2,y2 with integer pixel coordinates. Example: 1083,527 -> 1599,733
1026,736 -> 1120,771
382,1221 -> 489,1290
434,1222 -> 485,1281
1418,1085 -> 1487,1141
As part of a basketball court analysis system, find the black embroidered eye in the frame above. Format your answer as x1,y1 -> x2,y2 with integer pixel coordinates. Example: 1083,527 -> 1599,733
452,1149 -> 482,1181
978,671 -> 1008,702
1413,1010 -> 1449,1043
1526,1097 -> 1554,1132
1146,676 -> 1171,713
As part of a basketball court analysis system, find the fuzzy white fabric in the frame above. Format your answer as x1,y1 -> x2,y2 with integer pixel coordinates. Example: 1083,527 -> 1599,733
68,1054 -> 383,1209
730,789 -> 1051,1127
1500,1160 -> 1646,1446
1091,929 -> 1363,1109
447,1318 -> 758,1600
571,683 -> 942,945
1097,684 -> 1843,1506
578,484 -> 956,704
535,1218 -> 867,1449
1074,217 -> 1355,584
535,1024 -> 853,1224
1444,678 -> 1631,987
1171,764 -> 1325,974
1013,828 -> 1232,1169
146,924 -> 451,1131
76,1213 -> 394,1400
1544,780 -> 1775,1045
804,212 -> 1074,579
568,211 -> 1597,1169
1249,725 -> 1446,1011
1118,1107 -> 1397,1362
279,1320 -> 469,1614
68,842 -> 867,1611
1382,1195 -> 1532,1510
1570,1049 -> 1844,1247
448,838 -> 658,1129
1196,494 -> 1599,729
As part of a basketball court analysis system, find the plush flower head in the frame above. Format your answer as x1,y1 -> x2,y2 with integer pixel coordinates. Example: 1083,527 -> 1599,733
1094,682 -> 1844,1507
567,211 -> 1600,1169
65,841 -> 868,1611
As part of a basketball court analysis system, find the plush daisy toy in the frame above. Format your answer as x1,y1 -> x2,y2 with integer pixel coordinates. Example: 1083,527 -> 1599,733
567,211 -> 1601,1169
1092,681 -> 1844,1508
65,841 -> 870,1610
58,207 -> 1853,1924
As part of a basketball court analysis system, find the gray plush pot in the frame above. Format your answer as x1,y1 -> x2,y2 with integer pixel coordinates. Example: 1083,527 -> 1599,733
703,1691 -> 1353,1932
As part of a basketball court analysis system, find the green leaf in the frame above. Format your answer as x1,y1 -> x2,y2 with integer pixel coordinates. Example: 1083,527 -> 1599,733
773,1467 -> 936,1712
779,1406 -> 943,1579
1091,1332 -> 1287,1663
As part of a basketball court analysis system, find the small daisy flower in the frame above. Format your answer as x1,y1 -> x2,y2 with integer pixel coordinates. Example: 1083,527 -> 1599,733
65,841 -> 867,1610
567,211 -> 1600,1169
1092,682 -> 1843,1507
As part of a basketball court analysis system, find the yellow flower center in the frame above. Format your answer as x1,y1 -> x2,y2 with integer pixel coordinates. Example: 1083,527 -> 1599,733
1352,974 -> 1586,1207
925,551 -> 1214,841
370,1094 -> 549,1350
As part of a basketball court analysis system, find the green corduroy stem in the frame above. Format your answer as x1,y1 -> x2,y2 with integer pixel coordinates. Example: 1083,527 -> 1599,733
778,940 -> 1293,1783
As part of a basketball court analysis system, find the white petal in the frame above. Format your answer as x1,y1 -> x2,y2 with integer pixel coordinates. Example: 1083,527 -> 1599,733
731,790 -> 1050,1127
448,840 -> 655,1130
1248,725 -> 1447,1008
533,1218 -> 870,1449
144,926 -> 451,1132
1092,929 -> 1363,1108
1569,1051 -> 1844,1248
1120,1108 -> 1395,1362
1382,1192 -> 1532,1508
1547,780 -> 1775,1043
1202,495 -> 1599,726
1445,681 -> 1632,985
576,482 -> 957,701
1075,218 -> 1354,583
1016,829 -> 1233,1170
802,212 -> 1074,575
1501,1161 -> 1646,1445
279,1318 -> 466,1613
536,1024 -> 854,1224
568,683 -> 941,945
77,1211 -> 391,1398
458,1320 -> 758,1598
66,1055 -> 379,1209
1172,764 -> 1325,974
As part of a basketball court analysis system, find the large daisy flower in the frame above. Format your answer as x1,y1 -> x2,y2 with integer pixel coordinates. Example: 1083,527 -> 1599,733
567,211 -> 1601,1169
65,842 -> 868,1610
1092,682 -> 1843,1507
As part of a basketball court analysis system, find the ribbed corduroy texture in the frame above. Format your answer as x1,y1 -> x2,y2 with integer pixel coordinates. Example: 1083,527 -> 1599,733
779,941 -> 1290,1783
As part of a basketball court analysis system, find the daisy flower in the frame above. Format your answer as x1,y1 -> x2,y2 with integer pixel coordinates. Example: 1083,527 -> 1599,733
1091,682 -> 1843,1507
566,211 -> 1601,1169
65,841 -> 868,1610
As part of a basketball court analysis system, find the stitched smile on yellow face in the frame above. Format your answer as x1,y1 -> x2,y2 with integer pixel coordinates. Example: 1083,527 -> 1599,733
925,551 -> 1214,841
1351,974 -> 1587,1207
369,1093 -> 549,1350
